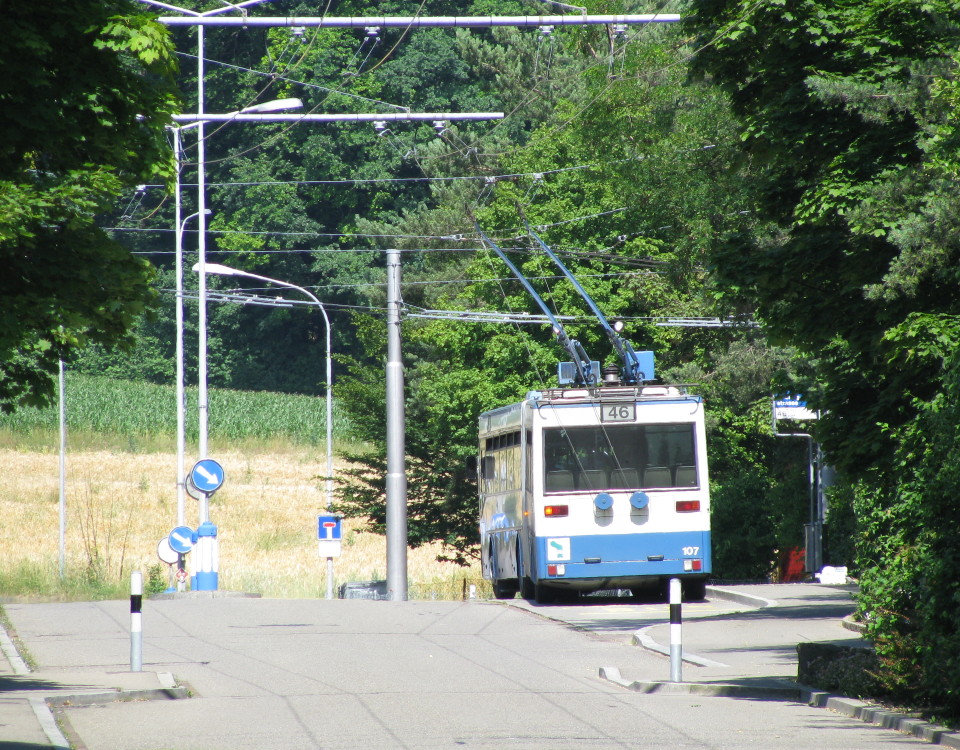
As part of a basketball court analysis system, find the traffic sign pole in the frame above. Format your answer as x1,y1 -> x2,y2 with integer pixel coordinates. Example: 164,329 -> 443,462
187,459 -> 224,591
318,516 -> 342,600
193,522 -> 219,591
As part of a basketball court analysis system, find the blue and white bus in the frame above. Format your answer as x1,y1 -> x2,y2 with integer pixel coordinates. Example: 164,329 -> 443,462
479,383 -> 711,603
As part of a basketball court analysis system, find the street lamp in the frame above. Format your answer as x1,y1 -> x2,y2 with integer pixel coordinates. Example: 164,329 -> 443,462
172,96 -> 303,592
194,261 -> 336,598
188,98 -> 304,463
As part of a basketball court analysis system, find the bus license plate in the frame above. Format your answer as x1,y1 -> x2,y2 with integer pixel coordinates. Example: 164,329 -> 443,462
601,403 -> 635,422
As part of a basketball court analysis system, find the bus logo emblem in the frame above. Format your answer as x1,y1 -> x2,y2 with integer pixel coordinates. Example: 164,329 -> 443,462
547,538 -> 570,561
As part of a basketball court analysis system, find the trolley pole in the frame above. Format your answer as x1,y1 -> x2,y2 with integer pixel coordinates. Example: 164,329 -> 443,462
386,250 -> 408,601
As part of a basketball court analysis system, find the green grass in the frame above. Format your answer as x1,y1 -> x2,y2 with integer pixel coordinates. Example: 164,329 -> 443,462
0,373 -> 352,450
0,560 -> 129,602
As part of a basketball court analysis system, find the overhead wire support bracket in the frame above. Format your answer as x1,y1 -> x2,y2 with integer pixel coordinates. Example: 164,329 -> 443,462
475,221 -> 596,386
523,219 -> 650,384
181,290 -> 298,308
170,111 -> 504,124
405,308 -> 580,325
156,14 -> 681,28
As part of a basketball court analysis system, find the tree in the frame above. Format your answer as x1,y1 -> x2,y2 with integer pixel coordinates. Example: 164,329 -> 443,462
333,17 -> 776,567
0,0 -> 178,412
686,0 -> 960,475
687,0 -> 960,708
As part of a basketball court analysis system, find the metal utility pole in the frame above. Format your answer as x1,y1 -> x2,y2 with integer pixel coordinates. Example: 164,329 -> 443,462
386,250 -> 408,602
58,360 -> 66,578
196,25 -> 209,462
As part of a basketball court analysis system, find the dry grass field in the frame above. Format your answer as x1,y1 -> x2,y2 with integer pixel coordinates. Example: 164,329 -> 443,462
0,439 -> 487,600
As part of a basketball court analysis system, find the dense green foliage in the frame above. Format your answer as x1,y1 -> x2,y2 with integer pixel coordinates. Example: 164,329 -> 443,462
687,0 -> 960,710
330,10 -> 812,570
0,0 -> 179,413
43,0 -> 811,576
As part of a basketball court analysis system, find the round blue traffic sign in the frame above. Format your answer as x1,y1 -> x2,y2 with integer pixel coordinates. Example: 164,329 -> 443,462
189,458 -> 225,495
168,526 -> 196,554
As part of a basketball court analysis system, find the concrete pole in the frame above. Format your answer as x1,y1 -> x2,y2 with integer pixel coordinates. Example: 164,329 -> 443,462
386,250 -> 408,601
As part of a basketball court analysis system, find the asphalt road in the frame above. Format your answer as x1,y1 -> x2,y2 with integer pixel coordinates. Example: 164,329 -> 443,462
3,588 -> 931,749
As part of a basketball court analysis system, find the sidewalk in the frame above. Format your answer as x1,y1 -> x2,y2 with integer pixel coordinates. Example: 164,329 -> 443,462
0,606 -> 187,749
1,584 -> 952,749
600,583 -> 960,748
605,582 -> 865,695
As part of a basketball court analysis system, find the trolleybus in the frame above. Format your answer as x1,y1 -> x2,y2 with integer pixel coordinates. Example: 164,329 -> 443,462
474,219 -> 711,603
479,381 -> 710,602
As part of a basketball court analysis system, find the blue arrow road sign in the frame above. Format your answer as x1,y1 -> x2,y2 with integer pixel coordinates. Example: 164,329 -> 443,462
190,459 -> 225,494
168,526 -> 196,554
317,516 -> 342,541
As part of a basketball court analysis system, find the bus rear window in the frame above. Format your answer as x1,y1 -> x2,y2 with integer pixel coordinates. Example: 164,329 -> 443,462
543,423 -> 697,492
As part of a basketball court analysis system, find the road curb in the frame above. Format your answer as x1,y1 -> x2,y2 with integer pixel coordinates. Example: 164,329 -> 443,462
802,690 -> 960,747
600,666 -> 800,700
841,614 -> 866,633
150,590 -> 262,600
49,674 -> 192,750
705,585 -> 777,609
628,585 -> 771,666
2,613 -> 192,749
631,626 -> 730,667
600,666 -> 960,747
46,683 -> 191,708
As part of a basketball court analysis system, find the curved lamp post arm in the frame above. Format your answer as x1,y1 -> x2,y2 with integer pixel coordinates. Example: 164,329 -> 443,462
195,262 -> 334,515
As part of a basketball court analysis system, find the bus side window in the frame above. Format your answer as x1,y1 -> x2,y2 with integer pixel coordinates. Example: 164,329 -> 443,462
481,455 -> 496,481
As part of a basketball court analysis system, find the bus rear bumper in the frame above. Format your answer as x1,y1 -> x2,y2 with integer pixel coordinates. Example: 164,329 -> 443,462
532,530 -> 711,589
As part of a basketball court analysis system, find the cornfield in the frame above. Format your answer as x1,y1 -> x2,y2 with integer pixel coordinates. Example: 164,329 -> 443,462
0,372 -> 352,446
0,375 -> 487,600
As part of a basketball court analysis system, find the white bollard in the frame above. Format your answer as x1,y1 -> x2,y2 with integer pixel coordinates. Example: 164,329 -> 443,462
669,577 -> 682,682
131,570 -> 143,672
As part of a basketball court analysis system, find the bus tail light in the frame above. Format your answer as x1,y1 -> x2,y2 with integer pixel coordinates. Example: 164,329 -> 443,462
547,564 -> 566,576
683,559 -> 703,572
544,505 -> 568,517
676,500 -> 700,513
